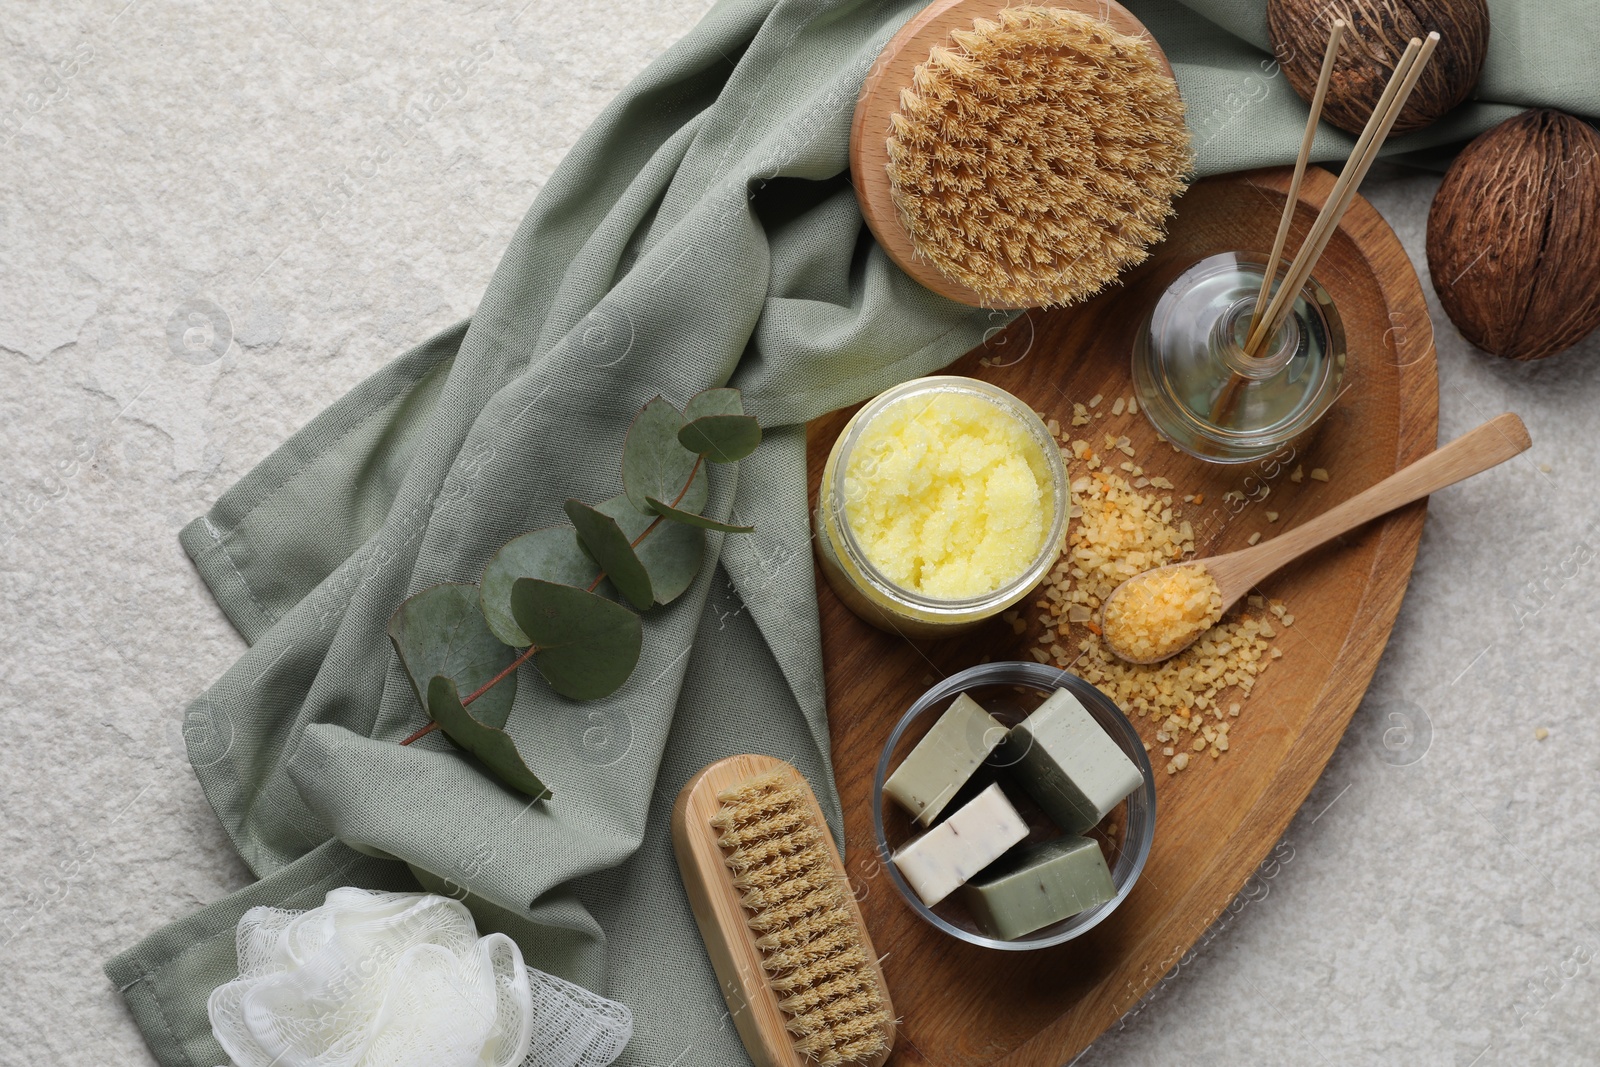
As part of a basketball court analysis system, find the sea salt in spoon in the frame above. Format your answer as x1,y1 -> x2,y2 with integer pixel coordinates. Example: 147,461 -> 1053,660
1100,413 -> 1532,665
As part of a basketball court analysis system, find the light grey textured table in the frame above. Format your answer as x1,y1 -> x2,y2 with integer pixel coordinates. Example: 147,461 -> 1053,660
3,2 -> 1596,1065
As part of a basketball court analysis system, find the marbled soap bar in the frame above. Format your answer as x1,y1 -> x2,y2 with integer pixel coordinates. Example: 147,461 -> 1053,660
891,782 -> 1028,907
959,835 -> 1116,940
884,693 -> 1006,826
1003,688 -> 1143,833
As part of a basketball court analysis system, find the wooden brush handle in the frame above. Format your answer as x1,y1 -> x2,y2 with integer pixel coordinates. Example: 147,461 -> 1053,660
1211,414 -> 1531,602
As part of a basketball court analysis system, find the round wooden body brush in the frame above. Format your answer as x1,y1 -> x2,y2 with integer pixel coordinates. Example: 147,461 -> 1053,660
851,0 -> 1191,309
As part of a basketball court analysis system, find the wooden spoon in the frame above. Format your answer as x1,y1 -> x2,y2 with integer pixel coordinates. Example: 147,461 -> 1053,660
1100,413 -> 1533,665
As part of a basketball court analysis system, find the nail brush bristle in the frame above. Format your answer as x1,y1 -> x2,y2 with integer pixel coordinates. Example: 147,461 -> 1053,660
712,772 -> 892,1066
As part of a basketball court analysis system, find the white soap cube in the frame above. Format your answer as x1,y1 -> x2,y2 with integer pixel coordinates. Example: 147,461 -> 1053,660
890,782 -> 1028,907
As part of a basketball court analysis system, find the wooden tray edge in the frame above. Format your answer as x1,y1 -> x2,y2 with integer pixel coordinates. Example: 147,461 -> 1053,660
996,167 -> 1440,1065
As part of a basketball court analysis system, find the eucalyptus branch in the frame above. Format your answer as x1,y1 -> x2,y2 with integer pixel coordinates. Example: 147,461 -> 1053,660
386,392 -> 759,800
399,720 -> 441,746
398,453 -> 710,746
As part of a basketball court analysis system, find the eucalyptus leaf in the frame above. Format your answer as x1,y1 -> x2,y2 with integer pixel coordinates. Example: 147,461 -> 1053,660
646,496 -> 754,533
427,676 -> 551,800
678,414 -> 761,462
387,583 -> 517,729
622,396 -> 707,515
684,388 -> 744,420
597,493 -> 702,605
564,499 -> 653,610
480,526 -> 604,647
510,579 -> 643,700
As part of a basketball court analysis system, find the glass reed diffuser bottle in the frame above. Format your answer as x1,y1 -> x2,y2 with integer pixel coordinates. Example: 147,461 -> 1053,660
1132,252 -> 1346,464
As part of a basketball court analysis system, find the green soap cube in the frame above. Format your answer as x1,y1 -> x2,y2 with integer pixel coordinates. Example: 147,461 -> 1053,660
884,692 -> 1006,826
1003,688 -> 1142,833
959,835 -> 1116,940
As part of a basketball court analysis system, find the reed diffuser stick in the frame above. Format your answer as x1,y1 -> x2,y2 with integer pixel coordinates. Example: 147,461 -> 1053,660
1247,39 -> 1421,354
1246,19 -> 1346,343
1208,20 -> 1350,427
1245,33 -> 1438,357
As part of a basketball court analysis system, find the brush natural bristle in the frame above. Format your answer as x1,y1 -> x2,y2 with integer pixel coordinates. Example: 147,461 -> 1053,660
885,5 -> 1191,307
712,772 -> 891,1066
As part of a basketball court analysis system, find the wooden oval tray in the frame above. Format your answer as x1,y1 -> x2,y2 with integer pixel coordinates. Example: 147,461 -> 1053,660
806,166 -> 1437,1065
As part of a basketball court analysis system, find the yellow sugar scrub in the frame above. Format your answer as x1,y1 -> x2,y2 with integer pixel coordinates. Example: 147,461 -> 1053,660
814,377 -> 1068,638
1100,562 -> 1224,664
844,392 -> 1049,598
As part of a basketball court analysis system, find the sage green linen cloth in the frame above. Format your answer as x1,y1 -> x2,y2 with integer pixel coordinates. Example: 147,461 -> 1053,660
106,1 -> 1597,1064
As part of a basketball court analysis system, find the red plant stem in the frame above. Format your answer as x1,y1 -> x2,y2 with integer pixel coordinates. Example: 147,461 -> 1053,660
464,643 -> 537,710
670,455 -> 706,510
463,642 -> 540,707
399,640 -> 541,746
400,721 -> 439,745
400,453 -> 708,745
614,453 -> 705,564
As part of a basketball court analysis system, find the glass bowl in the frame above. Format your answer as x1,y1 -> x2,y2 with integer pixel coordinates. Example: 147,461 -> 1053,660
872,661 -> 1156,950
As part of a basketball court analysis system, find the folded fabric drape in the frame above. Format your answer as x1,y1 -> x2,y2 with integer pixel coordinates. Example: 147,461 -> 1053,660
106,1 -> 1598,1064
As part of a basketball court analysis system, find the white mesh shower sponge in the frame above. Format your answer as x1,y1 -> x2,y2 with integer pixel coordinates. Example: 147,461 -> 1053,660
208,888 -> 632,1067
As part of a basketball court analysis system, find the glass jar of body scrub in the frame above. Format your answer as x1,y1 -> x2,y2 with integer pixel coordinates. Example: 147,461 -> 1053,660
814,376 -> 1068,639
1132,251 -> 1347,464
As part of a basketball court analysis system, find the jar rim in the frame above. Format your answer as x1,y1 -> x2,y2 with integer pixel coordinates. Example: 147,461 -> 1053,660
823,375 -> 1069,618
